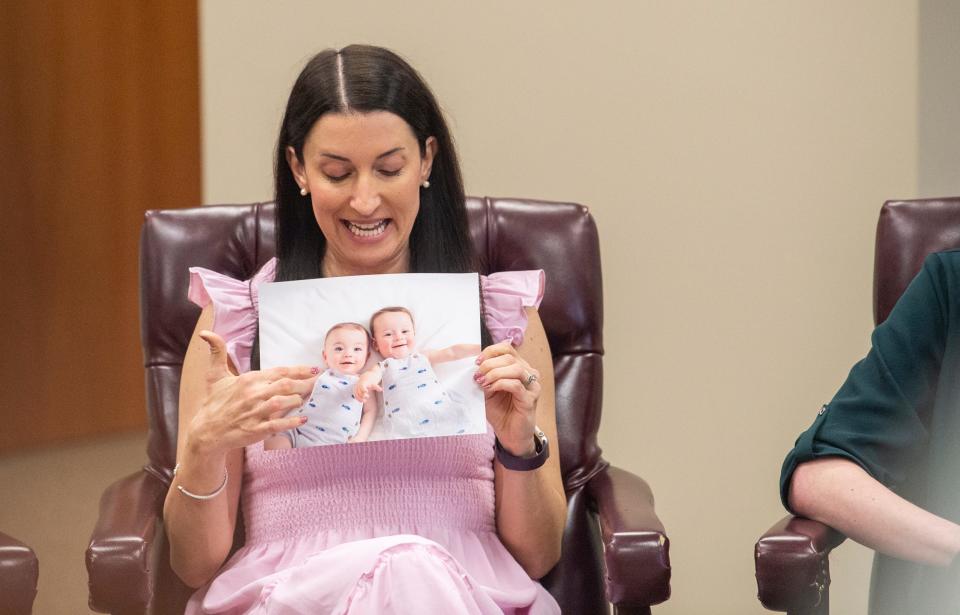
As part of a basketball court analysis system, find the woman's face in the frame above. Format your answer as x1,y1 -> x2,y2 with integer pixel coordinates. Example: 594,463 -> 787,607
286,111 -> 436,277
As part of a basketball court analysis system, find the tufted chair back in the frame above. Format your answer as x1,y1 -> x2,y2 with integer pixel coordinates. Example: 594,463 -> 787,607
139,197 -> 612,612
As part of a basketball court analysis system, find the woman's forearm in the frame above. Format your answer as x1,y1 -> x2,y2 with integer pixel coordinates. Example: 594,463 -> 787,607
164,306 -> 243,588
789,457 -> 960,566
163,439 -> 242,588
494,461 -> 566,579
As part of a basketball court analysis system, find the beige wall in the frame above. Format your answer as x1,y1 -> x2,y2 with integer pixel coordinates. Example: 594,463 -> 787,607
201,2 -> 919,612
920,0 -> 960,197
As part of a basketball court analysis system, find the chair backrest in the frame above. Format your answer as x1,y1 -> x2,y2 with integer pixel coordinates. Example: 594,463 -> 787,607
874,197 -> 960,325
139,197 -> 607,492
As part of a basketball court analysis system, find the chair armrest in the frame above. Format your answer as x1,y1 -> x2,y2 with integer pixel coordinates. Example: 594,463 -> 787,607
585,465 -> 671,608
0,531 -> 38,615
755,514 -> 846,612
86,469 -> 168,613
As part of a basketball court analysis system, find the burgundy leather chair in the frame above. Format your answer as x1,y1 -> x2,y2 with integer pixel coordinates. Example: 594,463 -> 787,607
87,197 -> 671,614
0,531 -> 39,615
755,197 -> 960,614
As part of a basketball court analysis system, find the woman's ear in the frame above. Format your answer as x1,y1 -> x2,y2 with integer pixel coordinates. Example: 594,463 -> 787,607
285,146 -> 308,191
421,137 -> 438,183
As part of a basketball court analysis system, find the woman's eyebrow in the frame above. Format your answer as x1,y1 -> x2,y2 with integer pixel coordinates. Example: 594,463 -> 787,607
319,147 -> 405,162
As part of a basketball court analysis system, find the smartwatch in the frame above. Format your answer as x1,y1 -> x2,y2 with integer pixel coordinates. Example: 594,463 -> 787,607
495,427 -> 549,471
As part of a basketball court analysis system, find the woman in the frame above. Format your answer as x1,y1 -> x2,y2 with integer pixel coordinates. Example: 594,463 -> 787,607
163,45 -> 566,614
781,251 -> 960,614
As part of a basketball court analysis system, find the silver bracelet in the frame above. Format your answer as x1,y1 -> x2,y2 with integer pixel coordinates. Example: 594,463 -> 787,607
173,462 -> 228,500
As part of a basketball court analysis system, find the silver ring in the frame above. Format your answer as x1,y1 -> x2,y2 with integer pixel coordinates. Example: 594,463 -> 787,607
523,373 -> 538,388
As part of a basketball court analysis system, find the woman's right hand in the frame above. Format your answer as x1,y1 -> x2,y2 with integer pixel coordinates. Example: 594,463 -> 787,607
185,330 -> 318,456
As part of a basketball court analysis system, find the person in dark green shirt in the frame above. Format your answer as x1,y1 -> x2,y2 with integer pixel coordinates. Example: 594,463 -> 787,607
781,250 -> 960,615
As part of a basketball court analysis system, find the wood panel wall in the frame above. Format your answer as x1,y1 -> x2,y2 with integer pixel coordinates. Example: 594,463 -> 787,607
0,1 -> 200,453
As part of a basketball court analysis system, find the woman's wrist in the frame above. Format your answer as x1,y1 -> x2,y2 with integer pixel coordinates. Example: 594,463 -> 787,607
183,428 -> 228,469
498,436 -> 537,457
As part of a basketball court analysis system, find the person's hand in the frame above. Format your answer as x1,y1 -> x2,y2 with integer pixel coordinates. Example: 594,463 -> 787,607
186,330 -> 318,456
353,372 -> 382,402
475,341 -> 540,456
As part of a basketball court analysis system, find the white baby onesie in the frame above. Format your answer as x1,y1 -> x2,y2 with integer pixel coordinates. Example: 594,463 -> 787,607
378,353 -> 468,439
288,369 -> 362,447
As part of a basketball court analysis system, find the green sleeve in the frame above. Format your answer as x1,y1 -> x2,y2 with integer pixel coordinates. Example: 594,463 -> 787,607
779,253 -> 950,511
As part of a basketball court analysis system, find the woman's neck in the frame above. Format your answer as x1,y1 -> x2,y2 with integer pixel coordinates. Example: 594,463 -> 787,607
320,251 -> 410,278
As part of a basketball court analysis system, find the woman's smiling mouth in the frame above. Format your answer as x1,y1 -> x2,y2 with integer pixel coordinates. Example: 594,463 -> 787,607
343,219 -> 389,238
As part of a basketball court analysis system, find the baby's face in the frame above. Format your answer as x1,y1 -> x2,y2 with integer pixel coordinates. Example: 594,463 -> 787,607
322,328 -> 369,374
372,312 -> 416,359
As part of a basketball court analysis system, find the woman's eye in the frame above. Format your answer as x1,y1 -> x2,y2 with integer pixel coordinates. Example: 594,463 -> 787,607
324,172 -> 350,182
379,168 -> 402,177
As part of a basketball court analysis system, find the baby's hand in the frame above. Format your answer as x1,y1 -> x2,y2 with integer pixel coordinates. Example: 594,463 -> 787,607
353,378 -> 382,402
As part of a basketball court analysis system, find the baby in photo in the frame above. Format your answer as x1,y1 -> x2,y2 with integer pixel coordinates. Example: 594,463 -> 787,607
356,306 -> 480,439
264,322 -> 377,449
258,272 -> 487,445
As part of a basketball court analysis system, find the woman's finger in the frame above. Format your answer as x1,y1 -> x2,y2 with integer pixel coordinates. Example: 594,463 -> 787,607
482,378 -> 532,402
199,330 -> 231,384
475,341 -> 517,364
262,413 -> 309,436
263,393 -> 311,419
254,377 -> 316,402
479,363 -> 536,388
254,392 -> 308,418
261,365 -> 323,382
475,352 -> 517,377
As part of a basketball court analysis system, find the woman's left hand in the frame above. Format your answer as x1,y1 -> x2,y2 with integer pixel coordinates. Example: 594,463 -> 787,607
475,341 -> 541,456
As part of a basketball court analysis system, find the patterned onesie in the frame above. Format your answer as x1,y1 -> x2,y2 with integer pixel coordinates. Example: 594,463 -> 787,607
287,369 -> 363,447
379,353 -> 469,439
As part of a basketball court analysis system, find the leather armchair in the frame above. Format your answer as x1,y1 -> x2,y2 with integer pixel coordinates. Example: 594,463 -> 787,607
755,197 -> 960,614
86,197 -> 671,614
0,531 -> 39,615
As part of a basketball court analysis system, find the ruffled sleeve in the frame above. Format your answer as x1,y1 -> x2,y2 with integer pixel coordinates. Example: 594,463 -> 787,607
187,258 -> 277,374
480,270 -> 545,346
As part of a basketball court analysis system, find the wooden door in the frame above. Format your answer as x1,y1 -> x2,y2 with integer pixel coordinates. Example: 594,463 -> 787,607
0,1 -> 200,452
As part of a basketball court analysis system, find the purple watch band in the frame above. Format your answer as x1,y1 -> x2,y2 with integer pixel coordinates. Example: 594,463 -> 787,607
494,429 -> 549,471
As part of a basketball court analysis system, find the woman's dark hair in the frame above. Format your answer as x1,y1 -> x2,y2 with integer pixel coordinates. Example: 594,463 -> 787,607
274,44 -> 477,280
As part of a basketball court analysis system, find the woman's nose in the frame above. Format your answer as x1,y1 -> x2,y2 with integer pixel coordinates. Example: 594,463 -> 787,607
349,174 -> 381,215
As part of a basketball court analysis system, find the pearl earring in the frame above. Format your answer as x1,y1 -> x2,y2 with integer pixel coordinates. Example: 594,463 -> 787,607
300,187 -> 308,196
421,180 -> 430,189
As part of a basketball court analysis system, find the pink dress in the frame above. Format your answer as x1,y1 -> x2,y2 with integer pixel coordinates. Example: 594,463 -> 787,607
185,260 -> 558,615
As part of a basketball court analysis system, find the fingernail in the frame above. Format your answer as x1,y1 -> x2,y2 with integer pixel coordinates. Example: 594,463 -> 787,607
299,416 -> 308,424
475,357 -> 481,365
476,376 -> 486,385
310,367 -> 320,375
